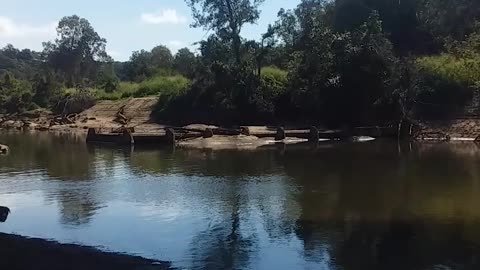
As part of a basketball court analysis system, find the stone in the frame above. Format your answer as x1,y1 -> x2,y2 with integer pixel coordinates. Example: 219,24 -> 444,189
0,206 -> 10,222
240,126 -> 250,136
309,126 -> 319,143
0,144 -> 9,154
275,127 -> 286,141
203,128 -> 214,138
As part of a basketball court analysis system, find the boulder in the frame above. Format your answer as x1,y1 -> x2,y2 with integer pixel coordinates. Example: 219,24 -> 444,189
309,126 -> 319,143
0,206 -> 10,222
2,120 -> 17,129
203,128 -> 214,138
275,127 -> 286,141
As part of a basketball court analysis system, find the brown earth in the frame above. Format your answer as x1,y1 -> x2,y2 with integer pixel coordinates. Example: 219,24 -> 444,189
418,118 -> 480,140
0,97 -> 165,134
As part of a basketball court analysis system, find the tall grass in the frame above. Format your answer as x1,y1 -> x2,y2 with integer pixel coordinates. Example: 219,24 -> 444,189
92,76 -> 191,100
414,54 -> 479,117
134,75 -> 191,98
416,54 -> 480,86
93,82 -> 139,100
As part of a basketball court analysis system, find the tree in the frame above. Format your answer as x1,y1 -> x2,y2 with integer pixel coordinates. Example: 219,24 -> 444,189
185,0 -> 265,64
151,45 -> 173,71
43,15 -> 110,87
244,24 -> 277,77
418,0 -> 480,43
97,63 -> 119,93
2,44 -> 19,59
151,45 -> 173,73
174,48 -> 197,78
32,72 -> 60,107
125,50 -> 153,81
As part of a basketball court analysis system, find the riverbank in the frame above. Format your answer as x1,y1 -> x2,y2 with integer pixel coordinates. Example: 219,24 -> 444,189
0,98 -> 165,134
0,233 -> 172,270
2,97 -> 480,143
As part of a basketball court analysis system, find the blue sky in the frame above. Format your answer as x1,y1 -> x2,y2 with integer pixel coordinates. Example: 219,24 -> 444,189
0,0 -> 298,61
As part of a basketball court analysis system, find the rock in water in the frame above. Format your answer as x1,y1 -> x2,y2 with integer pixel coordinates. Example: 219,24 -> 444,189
275,127 -> 286,141
0,144 -> 9,154
0,206 -> 10,222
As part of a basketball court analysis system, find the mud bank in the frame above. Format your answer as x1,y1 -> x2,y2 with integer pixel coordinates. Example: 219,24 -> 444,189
0,233 -> 172,270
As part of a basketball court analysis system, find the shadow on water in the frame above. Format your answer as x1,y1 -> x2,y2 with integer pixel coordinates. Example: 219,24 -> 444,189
3,132 -> 480,269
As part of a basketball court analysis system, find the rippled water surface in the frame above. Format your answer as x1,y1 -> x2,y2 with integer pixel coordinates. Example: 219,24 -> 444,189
1,131 -> 480,269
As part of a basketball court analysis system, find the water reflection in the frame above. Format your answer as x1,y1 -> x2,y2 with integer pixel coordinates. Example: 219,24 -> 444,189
1,132 -> 480,269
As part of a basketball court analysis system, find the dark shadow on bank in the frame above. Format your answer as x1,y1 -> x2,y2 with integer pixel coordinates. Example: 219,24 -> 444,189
0,233 -> 174,270
0,206 -> 173,270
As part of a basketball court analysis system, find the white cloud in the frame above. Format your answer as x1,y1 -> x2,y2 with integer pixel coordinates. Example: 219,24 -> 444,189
140,9 -> 187,25
107,49 -> 120,57
0,16 -> 56,38
168,40 -> 183,47
166,40 -> 186,53
0,16 -> 56,50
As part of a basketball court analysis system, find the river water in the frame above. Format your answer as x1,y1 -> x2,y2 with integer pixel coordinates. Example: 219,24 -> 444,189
1,131 -> 480,270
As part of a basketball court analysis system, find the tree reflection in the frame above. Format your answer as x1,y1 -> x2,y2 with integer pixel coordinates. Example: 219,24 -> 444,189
0,132 -> 106,226
286,141 -> 480,270
188,182 -> 258,270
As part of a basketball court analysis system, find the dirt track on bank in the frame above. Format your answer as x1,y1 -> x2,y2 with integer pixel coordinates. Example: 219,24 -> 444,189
0,97 -> 165,134
418,118 -> 480,139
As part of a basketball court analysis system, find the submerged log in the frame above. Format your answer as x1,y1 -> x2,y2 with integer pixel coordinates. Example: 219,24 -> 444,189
86,128 -> 134,145
111,126 -> 135,134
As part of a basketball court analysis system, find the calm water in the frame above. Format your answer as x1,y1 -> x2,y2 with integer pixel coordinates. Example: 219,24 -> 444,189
1,132 -> 480,269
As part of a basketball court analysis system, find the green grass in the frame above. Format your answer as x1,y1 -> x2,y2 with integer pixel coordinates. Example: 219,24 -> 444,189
134,75 -> 191,98
416,54 -> 480,86
91,76 -> 191,100
93,82 -> 139,100
261,66 -> 288,83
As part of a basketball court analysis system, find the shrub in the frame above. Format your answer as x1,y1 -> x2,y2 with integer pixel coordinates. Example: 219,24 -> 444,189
416,54 -> 480,86
251,67 -> 288,116
134,75 -> 191,98
94,82 -> 139,100
415,55 -> 476,118
54,88 -> 96,115
4,92 -> 32,113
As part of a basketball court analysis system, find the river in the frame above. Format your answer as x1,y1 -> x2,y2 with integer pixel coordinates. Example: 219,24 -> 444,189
0,131 -> 480,270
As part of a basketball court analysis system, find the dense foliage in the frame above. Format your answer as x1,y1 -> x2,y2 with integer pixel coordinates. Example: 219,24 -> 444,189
2,0 -> 480,125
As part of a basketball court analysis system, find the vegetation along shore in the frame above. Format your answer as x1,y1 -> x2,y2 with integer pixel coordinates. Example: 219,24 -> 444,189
1,0 -> 480,137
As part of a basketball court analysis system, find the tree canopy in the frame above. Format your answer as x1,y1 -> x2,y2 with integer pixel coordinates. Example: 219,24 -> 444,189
2,1 -> 480,125
42,15 -> 110,87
